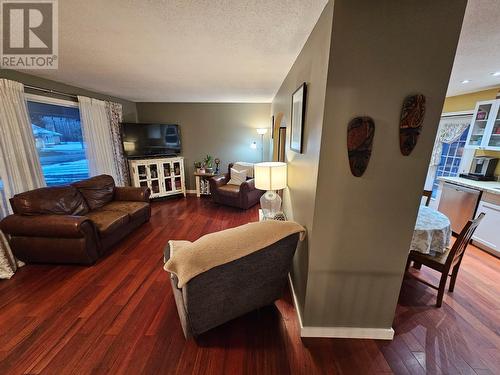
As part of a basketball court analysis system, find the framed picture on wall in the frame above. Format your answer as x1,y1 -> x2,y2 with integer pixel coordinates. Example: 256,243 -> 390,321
290,82 -> 307,153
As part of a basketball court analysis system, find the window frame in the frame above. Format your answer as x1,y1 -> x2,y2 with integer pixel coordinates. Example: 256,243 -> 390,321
423,110 -> 474,205
25,93 -> 79,109
432,125 -> 470,194
26,93 -> 89,187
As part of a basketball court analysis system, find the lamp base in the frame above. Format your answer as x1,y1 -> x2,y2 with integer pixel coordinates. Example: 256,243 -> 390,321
260,190 -> 282,219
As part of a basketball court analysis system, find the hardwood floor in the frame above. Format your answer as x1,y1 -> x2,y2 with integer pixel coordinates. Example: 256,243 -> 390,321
0,196 -> 498,374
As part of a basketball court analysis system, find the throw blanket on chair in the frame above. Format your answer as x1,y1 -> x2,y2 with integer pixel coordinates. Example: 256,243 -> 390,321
164,220 -> 306,287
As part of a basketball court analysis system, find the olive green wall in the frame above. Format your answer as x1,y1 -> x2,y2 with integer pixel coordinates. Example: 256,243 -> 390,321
271,1 -> 334,314
135,103 -> 271,189
306,0 -> 467,329
273,0 -> 467,332
0,70 -> 137,122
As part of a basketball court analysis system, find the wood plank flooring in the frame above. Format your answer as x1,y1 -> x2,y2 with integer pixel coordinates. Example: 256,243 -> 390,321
0,196 -> 499,374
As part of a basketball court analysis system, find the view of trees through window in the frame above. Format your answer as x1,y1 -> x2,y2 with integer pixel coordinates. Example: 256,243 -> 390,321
27,100 -> 89,186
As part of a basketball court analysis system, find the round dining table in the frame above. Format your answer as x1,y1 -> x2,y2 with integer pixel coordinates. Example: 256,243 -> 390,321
410,206 -> 452,255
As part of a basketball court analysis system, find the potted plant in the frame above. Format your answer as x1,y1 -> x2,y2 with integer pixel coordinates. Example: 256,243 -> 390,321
194,161 -> 202,173
203,155 -> 214,174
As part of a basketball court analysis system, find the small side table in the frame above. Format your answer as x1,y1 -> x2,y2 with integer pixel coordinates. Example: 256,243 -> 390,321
259,209 -> 287,222
194,172 -> 216,197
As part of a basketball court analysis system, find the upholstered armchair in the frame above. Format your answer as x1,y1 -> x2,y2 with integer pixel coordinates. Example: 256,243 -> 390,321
209,162 -> 264,209
164,221 -> 304,338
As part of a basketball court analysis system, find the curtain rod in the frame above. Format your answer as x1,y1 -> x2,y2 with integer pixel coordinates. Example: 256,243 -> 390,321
24,84 -> 78,100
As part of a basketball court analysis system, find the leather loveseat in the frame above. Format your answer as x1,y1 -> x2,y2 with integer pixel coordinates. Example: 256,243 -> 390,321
0,175 -> 151,265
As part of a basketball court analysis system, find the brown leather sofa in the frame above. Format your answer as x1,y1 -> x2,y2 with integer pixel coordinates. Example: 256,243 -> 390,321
0,175 -> 151,265
209,163 -> 264,209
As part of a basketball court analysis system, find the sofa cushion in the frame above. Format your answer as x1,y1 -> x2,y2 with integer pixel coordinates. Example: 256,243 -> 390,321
86,210 -> 129,235
227,168 -> 247,186
10,186 -> 89,216
217,184 -> 240,197
232,162 -> 254,178
100,201 -> 150,220
72,175 -> 115,210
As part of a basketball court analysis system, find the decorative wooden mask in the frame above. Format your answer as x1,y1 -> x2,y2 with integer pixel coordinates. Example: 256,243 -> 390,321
399,94 -> 426,156
347,116 -> 375,177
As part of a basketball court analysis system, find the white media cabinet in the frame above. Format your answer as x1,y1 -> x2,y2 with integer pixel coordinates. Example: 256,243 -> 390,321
128,156 -> 186,199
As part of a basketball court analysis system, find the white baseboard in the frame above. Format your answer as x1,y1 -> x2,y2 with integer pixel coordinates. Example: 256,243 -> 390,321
301,326 -> 394,340
287,275 -> 394,340
288,274 -> 306,329
185,190 -> 197,194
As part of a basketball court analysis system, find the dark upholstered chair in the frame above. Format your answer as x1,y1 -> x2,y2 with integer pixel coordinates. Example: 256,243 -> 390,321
405,213 -> 485,307
164,233 -> 300,338
209,163 -> 264,209
422,190 -> 432,206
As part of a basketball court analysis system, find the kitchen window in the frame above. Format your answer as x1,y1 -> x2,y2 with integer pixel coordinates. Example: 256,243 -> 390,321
431,125 -> 470,196
26,95 -> 89,186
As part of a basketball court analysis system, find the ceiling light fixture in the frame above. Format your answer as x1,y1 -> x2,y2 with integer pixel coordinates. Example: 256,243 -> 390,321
491,72 -> 500,77
461,80 -> 471,84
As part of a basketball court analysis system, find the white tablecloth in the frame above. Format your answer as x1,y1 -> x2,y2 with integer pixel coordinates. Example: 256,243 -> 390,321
410,206 -> 451,255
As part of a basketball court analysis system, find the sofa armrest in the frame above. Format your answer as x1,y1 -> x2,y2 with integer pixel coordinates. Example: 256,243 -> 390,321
209,174 -> 229,188
0,214 -> 95,238
114,186 -> 151,202
240,178 -> 256,192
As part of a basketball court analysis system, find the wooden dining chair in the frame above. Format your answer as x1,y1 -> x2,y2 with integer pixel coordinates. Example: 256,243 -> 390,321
422,190 -> 432,206
405,213 -> 485,307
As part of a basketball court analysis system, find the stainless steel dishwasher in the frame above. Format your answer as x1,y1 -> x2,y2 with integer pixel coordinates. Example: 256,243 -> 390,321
438,182 -> 481,234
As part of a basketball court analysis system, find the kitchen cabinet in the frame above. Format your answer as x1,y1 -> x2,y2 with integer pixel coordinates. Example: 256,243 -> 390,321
465,99 -> 500,150
472,192 -> 500,257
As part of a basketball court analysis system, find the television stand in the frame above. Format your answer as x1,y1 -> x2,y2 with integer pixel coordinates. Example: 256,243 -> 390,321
128,156 -> 186,198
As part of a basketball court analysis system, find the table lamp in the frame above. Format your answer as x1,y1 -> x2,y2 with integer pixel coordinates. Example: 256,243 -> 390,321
254,162 -> 287,219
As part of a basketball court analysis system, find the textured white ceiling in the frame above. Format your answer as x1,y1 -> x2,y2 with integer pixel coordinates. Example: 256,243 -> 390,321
447,0 -> 500,96
19,0 -> 500,102
23,0 -> 328,102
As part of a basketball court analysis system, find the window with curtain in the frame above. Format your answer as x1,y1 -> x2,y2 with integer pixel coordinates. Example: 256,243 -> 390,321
431,125 -> 470,197
0,178 -> 7,219
26,96 -> 89,186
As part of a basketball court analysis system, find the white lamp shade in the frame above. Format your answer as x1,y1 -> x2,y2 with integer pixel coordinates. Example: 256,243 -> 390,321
256,128 -> 268,135
254,162 -> 287,190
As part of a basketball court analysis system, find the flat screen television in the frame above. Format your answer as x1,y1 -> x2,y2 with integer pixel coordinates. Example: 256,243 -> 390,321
121,123 -> 181,158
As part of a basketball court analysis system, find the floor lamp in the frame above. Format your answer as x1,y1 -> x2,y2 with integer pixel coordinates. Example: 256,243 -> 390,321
256,128 -> 268,162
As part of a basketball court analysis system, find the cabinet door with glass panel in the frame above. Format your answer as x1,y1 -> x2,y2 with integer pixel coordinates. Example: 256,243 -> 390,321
485,100 -> 500,150
135,162 -> 161,197
466,100 -> 500,150
465,100 -> 495,149
160,159 -> 184,194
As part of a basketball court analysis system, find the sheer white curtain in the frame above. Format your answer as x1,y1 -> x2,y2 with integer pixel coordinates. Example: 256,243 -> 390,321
78,96 -> 120,181
0,79 -> 45,217
0,79 -> 40,278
